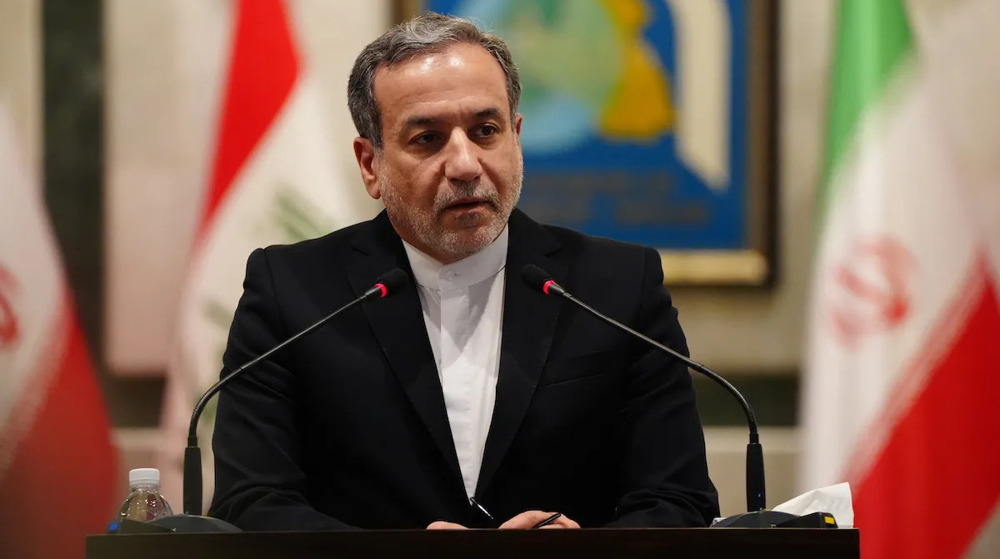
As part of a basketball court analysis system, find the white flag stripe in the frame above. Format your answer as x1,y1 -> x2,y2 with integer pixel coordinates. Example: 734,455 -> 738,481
0,104 -> 66,470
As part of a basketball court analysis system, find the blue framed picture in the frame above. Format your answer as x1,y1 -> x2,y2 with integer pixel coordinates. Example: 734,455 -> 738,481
400,0 -> 777,285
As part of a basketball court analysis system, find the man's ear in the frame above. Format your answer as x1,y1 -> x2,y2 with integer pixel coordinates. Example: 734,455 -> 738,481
513,113 -> 523,137
353,137 -> 381,199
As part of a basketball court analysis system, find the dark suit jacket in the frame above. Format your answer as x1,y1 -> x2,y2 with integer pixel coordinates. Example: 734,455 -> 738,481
209,209 -> 718,530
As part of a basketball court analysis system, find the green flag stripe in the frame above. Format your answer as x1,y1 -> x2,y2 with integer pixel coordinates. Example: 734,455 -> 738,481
820,0 -> 913,217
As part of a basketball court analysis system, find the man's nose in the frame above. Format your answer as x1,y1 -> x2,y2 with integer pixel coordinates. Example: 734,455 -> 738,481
443,129 -> 483,183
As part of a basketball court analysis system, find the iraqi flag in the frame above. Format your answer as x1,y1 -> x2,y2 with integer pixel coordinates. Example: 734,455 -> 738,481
158,0 -> 373,509
0,105 -> 118,556
800,0 -> 1000,557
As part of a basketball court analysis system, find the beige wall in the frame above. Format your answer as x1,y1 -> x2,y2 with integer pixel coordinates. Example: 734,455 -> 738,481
0,0 -> 41,169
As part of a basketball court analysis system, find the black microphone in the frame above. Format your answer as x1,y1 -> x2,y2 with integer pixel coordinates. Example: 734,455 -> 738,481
521,265 -> 802,528
138,268 -> 410,534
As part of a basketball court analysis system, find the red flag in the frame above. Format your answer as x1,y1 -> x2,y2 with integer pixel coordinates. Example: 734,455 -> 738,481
0,105 -> 118,557
201,0 -> 299,233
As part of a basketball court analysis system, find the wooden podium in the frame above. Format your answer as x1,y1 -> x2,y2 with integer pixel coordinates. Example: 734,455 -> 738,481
87,528 -> 859,558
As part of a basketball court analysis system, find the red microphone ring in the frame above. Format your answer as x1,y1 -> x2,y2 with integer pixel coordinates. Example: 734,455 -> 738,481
542,280 -> 556,295
376,283 -> 387,298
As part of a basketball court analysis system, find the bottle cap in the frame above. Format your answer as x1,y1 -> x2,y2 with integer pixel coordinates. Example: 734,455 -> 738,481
128,467 -> 160,487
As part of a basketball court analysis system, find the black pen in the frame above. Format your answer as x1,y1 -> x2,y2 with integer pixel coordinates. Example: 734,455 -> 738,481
531,512 -> 562,529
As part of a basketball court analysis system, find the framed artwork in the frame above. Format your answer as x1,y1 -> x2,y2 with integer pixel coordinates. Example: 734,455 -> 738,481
398,0 -> 777,286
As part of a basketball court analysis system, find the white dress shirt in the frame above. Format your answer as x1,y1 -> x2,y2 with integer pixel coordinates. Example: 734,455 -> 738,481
401,228 -> 508,499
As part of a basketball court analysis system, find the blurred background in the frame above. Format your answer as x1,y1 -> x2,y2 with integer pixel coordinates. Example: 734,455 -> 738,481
1,0 -> 998,558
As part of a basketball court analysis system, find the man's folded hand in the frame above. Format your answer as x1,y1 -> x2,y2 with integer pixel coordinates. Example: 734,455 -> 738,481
499,511 -> 580,529
426,521 -> 469,530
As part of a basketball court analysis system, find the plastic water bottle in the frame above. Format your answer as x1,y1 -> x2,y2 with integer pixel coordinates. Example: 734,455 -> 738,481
115,468 -> 173,524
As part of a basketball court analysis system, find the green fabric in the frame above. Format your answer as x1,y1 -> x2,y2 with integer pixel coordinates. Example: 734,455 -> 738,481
820,0 -> 913,217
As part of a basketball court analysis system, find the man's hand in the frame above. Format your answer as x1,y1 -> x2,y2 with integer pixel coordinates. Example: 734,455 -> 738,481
426,521 -> 469,530
499,511 -> 580,529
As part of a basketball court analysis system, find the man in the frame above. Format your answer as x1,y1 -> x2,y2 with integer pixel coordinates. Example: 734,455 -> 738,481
209,13 -> 718,530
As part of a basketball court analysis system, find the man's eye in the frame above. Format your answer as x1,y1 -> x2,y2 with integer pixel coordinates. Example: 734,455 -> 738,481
477,125 -> 499,138
413,132 -> 438,145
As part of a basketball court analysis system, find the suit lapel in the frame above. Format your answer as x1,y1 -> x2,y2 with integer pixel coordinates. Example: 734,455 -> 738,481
347,213 -> 464,488
476,210 -> 565,496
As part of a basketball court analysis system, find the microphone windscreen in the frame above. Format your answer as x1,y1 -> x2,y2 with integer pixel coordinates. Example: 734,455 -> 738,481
376,268 -> 410,295
520,264 -> 553,292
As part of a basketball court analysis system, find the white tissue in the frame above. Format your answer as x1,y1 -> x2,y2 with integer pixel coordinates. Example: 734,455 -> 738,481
772,482 -> 854,528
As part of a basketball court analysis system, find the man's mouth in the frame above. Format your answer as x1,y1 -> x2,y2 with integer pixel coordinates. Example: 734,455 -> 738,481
444,197 -> 491,211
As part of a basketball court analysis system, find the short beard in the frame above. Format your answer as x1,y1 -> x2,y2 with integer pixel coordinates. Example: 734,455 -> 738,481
378,153 -> 522,263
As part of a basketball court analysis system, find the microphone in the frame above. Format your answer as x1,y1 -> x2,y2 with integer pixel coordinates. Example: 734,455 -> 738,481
521,265 -> 804,528
137,268 -> 410,534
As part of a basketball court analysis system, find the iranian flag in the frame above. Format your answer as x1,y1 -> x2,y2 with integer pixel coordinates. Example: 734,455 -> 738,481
801,0 -> 1000,558
0,105 -> 118,556
159,0 -> 372,507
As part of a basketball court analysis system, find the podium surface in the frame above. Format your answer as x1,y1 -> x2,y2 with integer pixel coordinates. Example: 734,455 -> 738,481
88,528 -> 859,559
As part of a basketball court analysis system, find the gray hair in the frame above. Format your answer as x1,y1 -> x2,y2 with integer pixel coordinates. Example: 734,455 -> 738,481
347,12 -> 521,149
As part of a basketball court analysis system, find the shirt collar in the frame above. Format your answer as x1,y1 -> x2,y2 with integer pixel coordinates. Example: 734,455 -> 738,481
403,226 -> 509,291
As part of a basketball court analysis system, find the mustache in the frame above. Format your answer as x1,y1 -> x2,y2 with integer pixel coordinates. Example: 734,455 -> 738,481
434,180 -> 501,214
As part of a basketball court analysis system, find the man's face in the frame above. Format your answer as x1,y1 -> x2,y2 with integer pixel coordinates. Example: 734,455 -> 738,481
353,43 -> 523,264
